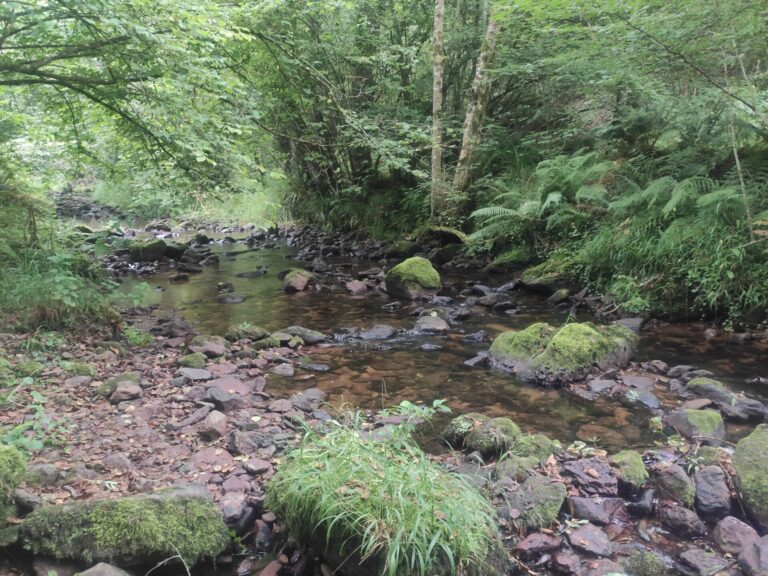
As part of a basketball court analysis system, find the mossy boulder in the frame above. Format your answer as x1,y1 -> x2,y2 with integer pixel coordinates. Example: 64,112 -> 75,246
224,323 -> 270,342
282,326 -> 327,345
164,241 -> 189,260
60,361 -> 96,377
386,239 -> 419,258
97,372 -> 140,398
733,424 -> 768,531
178,352 -> 207,369
14,360 -> 45,377
663,409 -> 725,445
0,445 -> 26,502
442,413 -> 489,447
503,474 -> 566,529
488,322 -> 637,384
623,550 -> 667,576
654,463 -> 695,508
281,268 -> 316,293
253,336 -> 281,350
609,450 -> 648,489
128,239 -> 167,262
465,417 -> 521,459
21,484 -> 229,566
496,434 -> 559,481
384,257 -> 442,300
520,259 -> 569,294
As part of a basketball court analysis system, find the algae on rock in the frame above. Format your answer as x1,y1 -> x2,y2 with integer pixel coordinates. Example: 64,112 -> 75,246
609,450 -> 648,489
21,484 -> 229,566
502,474 -> 566,529
384,257 -> 442,299
489,322 -> 637,384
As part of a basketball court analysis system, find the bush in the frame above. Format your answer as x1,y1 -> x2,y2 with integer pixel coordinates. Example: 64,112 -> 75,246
266,425 -> 505,576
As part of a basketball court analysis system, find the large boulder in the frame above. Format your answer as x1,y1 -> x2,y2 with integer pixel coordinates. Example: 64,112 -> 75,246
384,257 -> 442,300
280,269 -> 316,293
733,424 -> 768,531
488,322 -> 637,384
128,239 -> 167,262
21,484 -> 229,566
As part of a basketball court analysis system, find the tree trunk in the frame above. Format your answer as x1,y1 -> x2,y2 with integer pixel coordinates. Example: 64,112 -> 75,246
431,0 -> 446,219
451,11 -> 498,200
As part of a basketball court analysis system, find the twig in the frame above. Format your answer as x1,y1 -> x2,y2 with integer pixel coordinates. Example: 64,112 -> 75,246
145,544 -> 190,576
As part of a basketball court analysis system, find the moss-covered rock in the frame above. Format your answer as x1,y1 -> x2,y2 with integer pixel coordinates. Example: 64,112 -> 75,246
0,524 -> 19,547
14,360 -> 45,377
494,434 -> 559,481
465,417 -> 521,459
386,239 -> 419,258
520,259 -> 569,294
253,336 -> 281,350
188,335 -> 230,358
281,268 -> 316,293
442,413 -> 489,447
654,463 -> 695,508
733,424 -> 768,531
97,372 -> 140,398
663,409 -> 725,445
488,322 -> 637,384
0,445 -> 26,500
128,239 -> 167,262
695,446 -> 726,467
384,257 -> 442,300
178,352 -> 207,369
224,322 -> 270,342
60,361 -> 96,377
164,241 -> 189,260
623,550 -> 667,576
495,455 -> 539,482
504,474 -> 566,529
282,326 -> 327,345
609,450 -> 648,489
21,484 -> 229,566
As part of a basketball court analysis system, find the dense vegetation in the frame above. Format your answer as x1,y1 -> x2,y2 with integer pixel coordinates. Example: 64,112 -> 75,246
1,0 -> 767,324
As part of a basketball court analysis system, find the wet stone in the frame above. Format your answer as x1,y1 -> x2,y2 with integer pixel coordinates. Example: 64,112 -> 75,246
739,535 -> 768,576
291,388 -> 326,412
206,387 -> 248,412
109,382 -> 142,403
301,363 -> 331,373
219,492 -> 248,524
584,559 -> 623,576
198,410 -> 228,441
568,523 -> 612,557
679,548 -> 732,576
358,324 -> 397,340
569,496 -> 627,526
413,315 -> 450,333
659,505 -> 706,538
563,458 -> 618,496
179,367 -> 212,381
553,549 -> 581,574
515,533 -> 563,559
713,516 -> 759,555
270,363 -> 295,377
694,465 -> 731,518
103,452 -> 133,471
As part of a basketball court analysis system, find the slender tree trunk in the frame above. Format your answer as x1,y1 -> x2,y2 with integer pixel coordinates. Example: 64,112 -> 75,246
431,0 -> 446,219
451,11 -> 498,199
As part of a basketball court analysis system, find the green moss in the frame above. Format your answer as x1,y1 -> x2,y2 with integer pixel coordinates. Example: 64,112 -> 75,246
60,361 -> 96,377
388,240 -> 418,257
695,446 -> 725,467
623,550 -> 666,576
21,486 -> 229,566
97,372 -> 140,398
686,377 -> 726,390
509,434 -> 560,460
282,268 -> 315,291
385,257 -> 442,299
253,336 -> 281,350
14,360 -> 44,377
733,424 -> 768,530
224,322 -> 269,342
465,418 -> 521,459
654,464 -> 695,508
609,450 -> 648,488
0,524 -> 19,547
178,352 -> 207,369
129,239 -> 167,261
442,413 -> 489,447
496,455 -> 539,482
520,260 -> 565,287
489,323 -> 554,365
0,444 -> 26,500
267,427 -> 506,576
505,474 -> 565,529
684,409 -> 724,436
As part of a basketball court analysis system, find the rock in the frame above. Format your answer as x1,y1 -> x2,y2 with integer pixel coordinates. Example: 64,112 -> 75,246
26,463 -> 58,487
15,360 -> 45,377
384,257 -> 442,300
547,288 -> 571,306
217,293 -> 246,304
488,322 -> 637,384
563,458 -> 618,496
109,382 -> 142,403
79,564 -> 132,576
235,268 -> 268,278
198,411 -> 228,440
225,323 -> 270,342
569,497 -> 626,526
663,408 -> 725,445
32,559 -> 79,576
519,260 -> 568,294
103,453 -> 133,471
568,523 -> 612,557
516,533 -> 562,559
301,362 -> 330,373
270,363 -> 294,377
654,464 -> 695,507
622,550 -> 667,576
609,450 -> 648,489
733,424 -> 768,531
281,268 -> 315,293
553,549 -> 581,574
97,371 -> 141,397
346,279 -> 368,295
282,326 -> 327,344
713,516 -> 759,555
739,535 -> 768,576
442,413 -> 489,447
503,474 -> 566,530
188,335 -> 230,358
179,352 -> 207,369
359,325 -> 397,340
206,388 -> 248,412
179,367 -> 212,381
164,241 -> 188,260
129,238 -> 167,261
413,315 -> 450,334
12,488 -> 41,513
496,434 -> 560,482
616,317 -> 646,333
60,361 -> 96,377
386,239 -> 418,258
21,484 -> 229,566
659,505 -> 705,537
291,388 -> 326,412
679,548 -> 732,576
428,243 -> 461,265
464,417 -> 521,458
686,377 -> 767,421
694,465 -> 731,518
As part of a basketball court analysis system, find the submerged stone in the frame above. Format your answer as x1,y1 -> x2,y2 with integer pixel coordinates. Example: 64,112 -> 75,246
488,322 -> 637,384
21,484 -> 229,566
384,257 -> 442,299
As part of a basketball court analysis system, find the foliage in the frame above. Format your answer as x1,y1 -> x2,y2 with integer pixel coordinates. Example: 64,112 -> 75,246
123,327 -> 153,348
267,414 -> 503,576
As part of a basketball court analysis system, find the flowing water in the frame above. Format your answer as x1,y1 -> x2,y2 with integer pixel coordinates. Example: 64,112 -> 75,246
121,237 -> 768,449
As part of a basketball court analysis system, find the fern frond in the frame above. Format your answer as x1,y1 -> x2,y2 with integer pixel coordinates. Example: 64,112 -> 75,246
575,184 -> 609,206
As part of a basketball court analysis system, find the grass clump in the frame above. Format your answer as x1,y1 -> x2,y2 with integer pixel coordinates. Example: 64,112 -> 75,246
266,425 -> 505,576
123,326 -> 153,347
